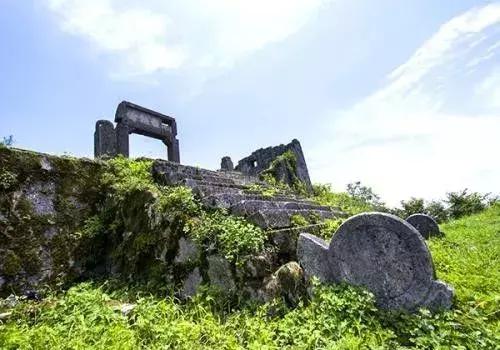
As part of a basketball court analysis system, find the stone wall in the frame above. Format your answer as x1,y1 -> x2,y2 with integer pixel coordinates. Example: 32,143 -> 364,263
0,147 -> 105,296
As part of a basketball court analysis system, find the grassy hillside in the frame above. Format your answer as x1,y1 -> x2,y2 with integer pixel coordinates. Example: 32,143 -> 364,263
1,205 -> 499,349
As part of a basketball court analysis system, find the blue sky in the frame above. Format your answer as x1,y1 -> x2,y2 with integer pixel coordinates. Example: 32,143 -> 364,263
1,0 -> 499,205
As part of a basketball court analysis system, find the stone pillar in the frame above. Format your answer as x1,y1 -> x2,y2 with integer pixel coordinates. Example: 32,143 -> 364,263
94,120 -> 117,158
168,138 -> 180,163
221,156 -> 234,171
115,122 -> 130,157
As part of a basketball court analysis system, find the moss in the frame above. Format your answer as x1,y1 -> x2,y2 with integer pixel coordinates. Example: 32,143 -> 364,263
3,250 -> 22,277
0,147 -> 106,295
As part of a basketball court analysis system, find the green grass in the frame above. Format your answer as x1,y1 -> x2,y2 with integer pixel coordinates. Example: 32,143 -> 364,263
1,206 -> 499,349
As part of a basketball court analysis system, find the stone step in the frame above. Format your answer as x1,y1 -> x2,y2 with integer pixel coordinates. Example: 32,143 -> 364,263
268,223 -> 327,256
201,192 -> 317,209
153,160 -> 228,186
248,208 -> 338,230
230,199 -> 333,217
183,178 -> 249,189
216,171 -> 265,186
192,185 -> 244,198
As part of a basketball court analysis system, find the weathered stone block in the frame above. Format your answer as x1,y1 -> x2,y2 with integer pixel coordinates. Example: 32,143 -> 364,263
207,255 -> 235,292
180,268 -> 203,299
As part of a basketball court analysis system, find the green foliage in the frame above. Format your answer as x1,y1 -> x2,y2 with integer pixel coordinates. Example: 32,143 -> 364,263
312,183 -> 379,216
261,151 -> 308,196
424,200 -> 449,223
346,181 -> 386,209
76,215 -> 104,239
290,214 -> 309,227
445,189 -> 489,220
0,170 -> 17,191
398,197 -> 426,217
186,210 -> 266,266
317,218 -> 344,241
101,156 -> 156,198
394,190 -> 496,224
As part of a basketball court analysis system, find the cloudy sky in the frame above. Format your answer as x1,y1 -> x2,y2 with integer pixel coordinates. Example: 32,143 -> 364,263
1,0 -> 499,205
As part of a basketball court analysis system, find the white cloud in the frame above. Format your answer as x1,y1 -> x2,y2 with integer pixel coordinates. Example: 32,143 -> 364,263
45,0 -> 331,76
310,3 -> 500,206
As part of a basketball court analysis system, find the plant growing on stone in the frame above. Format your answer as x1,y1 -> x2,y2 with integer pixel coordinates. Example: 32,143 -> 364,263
185,210 -> 266,266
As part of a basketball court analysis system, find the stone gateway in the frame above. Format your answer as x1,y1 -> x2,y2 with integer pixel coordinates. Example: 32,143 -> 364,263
297,212 -> 454,311
406,213 -> 441,239
94,101 -> 180,163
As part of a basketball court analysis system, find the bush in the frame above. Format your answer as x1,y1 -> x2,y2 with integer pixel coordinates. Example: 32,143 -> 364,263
185,210 -> 266,266
312,183 -> 388,216
445,189 -> 488,220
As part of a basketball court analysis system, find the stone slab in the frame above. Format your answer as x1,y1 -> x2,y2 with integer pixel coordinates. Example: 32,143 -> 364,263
297,212 -> 454,311
406,214 -> 441,239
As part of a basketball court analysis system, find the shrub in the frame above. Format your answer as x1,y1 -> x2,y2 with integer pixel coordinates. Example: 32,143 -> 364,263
445,189 -> 488,220
425,200 -> 449,223
185,210 -> 266,266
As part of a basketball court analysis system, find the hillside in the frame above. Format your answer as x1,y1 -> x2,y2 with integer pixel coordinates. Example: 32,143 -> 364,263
1,204 -> 498,349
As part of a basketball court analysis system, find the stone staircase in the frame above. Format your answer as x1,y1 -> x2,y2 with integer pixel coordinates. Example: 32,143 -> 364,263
152,160 -> 344,257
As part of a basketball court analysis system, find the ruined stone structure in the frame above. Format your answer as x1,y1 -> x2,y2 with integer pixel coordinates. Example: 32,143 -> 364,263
220,156 -> 234,171
235,139 -> 313,192
95,101 -> 180,162
2,124 -> 455,312
297,213 -> 454,310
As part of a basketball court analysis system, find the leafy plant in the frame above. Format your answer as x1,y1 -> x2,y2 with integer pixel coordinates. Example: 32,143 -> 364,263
185,210 -> 266,266
445,189 -> 488,219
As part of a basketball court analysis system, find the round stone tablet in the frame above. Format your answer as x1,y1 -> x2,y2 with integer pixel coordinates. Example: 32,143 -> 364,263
406,214 -> 441,239
329,212 -> 438,310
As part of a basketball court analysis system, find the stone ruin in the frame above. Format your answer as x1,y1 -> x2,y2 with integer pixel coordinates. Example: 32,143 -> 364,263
94,101 -> 180,162
0,101 -> 454,312
230,139 -> 313,193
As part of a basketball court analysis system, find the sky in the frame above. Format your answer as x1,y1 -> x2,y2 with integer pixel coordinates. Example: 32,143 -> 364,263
1,0 -> 499,206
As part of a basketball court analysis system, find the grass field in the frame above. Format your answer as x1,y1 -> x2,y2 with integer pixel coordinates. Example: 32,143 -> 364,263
1,205 -> 499,349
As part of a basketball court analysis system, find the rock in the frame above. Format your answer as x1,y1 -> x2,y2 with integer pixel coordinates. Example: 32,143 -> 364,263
296,233 -> 331,281
207,255 -> 235,292
119,303 -> 136,316
181,268 -> 203,298
261,262 -> 306,305
297,212 -> 454,311
174,237 -> 200,265
23,182 -> 56,216
2,295 -> 19,309
406,214 -> 441,239
220,156 -> 234,171
0,312 -> 12,321
39,157 -> 53,171
239,254 -> 272,279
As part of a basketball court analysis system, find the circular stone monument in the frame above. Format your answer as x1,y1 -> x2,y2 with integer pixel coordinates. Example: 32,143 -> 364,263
328,212 -> 453,310
406,214 -> 441,239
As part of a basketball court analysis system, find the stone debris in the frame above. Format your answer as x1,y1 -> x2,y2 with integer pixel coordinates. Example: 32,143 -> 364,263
297,212 -> 454,311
